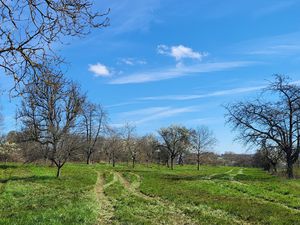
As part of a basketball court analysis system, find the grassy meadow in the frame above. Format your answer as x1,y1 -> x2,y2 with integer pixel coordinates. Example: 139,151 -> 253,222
1,163 -> 300,224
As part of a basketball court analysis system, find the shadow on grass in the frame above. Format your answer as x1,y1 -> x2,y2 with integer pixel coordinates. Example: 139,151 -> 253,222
0,175 -> 55,184
0,165 -> 18,169
163,174 -> 208,181
163,173 -> 276,182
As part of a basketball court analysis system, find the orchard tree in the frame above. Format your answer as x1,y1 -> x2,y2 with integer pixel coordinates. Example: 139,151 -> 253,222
6,130 -> 44,163
0,136 -> 21,162
190,126 -> 217,170
18,69 -> 85,177
226,75 -> 300,178
138,134 -> 159,166
0,0 -> 109,92
102,127 -> 122,167
81,102 -> 107,164
123,123 -> 138,168
158,125 -> 191,170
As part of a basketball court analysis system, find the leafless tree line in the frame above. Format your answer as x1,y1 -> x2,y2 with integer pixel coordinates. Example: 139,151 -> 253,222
3,100 -> 217,176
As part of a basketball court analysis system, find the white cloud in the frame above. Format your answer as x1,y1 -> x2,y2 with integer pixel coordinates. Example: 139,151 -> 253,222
88,63 -> 110,77
119,58 -> 147,66
157,44 -> 208,61
171,45 -> 203,61
139,85 -> 265,101
157,44 -> 169,55
109,61 -> 254,84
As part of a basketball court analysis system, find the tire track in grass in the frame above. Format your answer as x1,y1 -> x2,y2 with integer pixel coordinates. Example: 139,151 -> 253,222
103,172 -> 118,189
229,168 -> 244,180
221,169 -> 300,211
118,172 -> 251,225
115,172 -> 152,200
207,169 -> 237,180
115,171 -> 198,225
220,180 -> 300,212
95,172 -> 114,225
213,169 -> 300,211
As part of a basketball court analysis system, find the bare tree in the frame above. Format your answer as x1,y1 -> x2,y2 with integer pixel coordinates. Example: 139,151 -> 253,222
225,75 -> 300,178
103,127 -> 122,167
81,102 -> 107,164
0,0 -> 109,91
138,134 -> 159,166
190,126 -> 217,170
123,123 -> 138,168
158,125 -> 191,170
18,70 -> 85,177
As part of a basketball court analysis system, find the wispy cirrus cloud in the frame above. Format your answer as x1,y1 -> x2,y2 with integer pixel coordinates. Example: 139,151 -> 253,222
119,58 -> 147,66
248,44 -> 300,55
233,32 -> 300,56
117,106 -> 200,125
109,61 -> 254,84
103,0 -> 162,34
139,85 -> 265,101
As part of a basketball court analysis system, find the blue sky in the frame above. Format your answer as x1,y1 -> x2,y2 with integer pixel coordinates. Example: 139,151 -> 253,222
1,0 -> 300,153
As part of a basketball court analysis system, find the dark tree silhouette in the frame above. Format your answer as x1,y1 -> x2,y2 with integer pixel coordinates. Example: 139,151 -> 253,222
158,125 -> 191,170
226,75 -> 300,178
18,69 -> 85,177
81,102 -> 107,164
0,0 -> 109,92
190,126 -> 217,170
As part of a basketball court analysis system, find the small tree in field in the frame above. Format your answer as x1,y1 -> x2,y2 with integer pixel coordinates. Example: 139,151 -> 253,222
138,135 -> 159,166
18,70 -> 84,177
103,127 -> 122,167
123,123 -> 139,168
190,126 -> 217,170
158,125 -> 191,170
81,102 -> 107,164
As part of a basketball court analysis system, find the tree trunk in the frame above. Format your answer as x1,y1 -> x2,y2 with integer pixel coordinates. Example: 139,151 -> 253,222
132,157 -> 135,168
287,158 -> 294,178
86,153 -> 91,164
56,166 -> 62,178
112,158 -> 115,167
178,154 -> 183,166
270,162 -> 277,174
197,153 -> 200,171
170,157 -> 174,170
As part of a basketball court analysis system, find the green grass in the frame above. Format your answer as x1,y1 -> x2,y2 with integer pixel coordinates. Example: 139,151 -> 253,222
1,163 -> 300,224
0,163 -> 99,225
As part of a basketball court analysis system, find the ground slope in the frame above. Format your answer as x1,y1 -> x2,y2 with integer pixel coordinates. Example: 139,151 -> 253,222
1,163 -> 300,224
